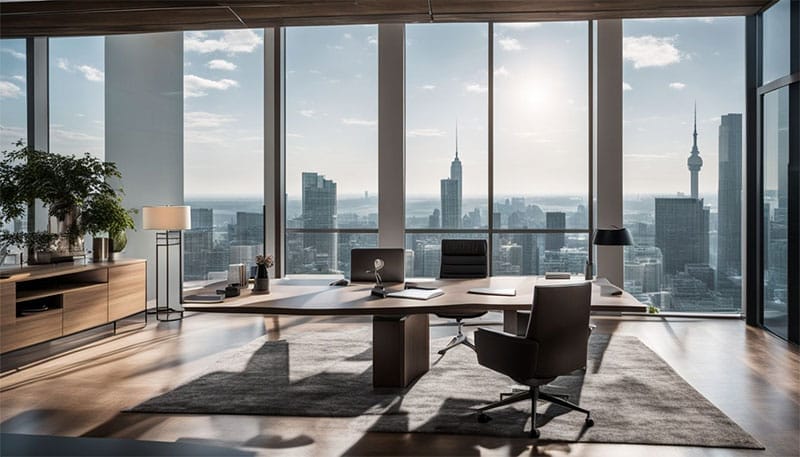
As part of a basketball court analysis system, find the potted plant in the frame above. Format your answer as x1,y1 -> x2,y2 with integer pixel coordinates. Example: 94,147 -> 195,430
0,141 -> 127,262
0,231 -> 59,265
80,193 -> 136,262
253,254 -> 274,294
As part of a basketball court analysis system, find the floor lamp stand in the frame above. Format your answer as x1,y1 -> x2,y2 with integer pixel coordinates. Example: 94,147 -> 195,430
151,230 -> 184,322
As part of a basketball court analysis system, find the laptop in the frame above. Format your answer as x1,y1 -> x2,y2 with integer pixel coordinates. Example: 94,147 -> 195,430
350,248 -> 405,283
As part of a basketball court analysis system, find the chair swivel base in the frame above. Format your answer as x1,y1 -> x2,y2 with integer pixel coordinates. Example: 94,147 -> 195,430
476,389 -> 593,438
437,333 -> 475,355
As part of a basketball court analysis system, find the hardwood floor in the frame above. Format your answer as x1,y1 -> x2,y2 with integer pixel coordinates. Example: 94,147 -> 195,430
0,312 -> 798,456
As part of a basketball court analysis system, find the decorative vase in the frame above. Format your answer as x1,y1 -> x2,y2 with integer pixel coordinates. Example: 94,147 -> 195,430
253,264 -> 270,294
92,237 -> 109,262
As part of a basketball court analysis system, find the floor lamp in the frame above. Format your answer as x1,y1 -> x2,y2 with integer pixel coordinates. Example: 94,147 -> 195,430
142,205 -> 191,322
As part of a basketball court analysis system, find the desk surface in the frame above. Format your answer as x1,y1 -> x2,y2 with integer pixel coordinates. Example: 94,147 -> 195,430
183,276 -> 646,316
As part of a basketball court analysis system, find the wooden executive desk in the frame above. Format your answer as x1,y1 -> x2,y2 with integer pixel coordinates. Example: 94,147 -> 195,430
184,276 -> 645,388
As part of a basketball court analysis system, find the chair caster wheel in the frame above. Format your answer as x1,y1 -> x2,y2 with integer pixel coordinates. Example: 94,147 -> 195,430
529,429 -> 540,439
585,417 -> 594,427
477,413 -> 492,423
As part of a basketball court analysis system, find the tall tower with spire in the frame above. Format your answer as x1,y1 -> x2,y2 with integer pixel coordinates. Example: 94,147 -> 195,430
441,123 -> 463,228
687,103 -> 703,199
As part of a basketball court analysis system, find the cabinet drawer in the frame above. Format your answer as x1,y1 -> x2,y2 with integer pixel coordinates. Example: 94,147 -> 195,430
63,283 -> 108,335
109,263 -> 146,321
4,309 -> 63,353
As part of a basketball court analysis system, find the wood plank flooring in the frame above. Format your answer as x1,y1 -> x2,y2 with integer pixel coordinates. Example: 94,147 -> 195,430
0,312 -> 797,457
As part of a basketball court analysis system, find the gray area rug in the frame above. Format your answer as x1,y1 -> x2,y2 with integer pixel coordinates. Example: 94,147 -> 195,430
131,328 -> 762,448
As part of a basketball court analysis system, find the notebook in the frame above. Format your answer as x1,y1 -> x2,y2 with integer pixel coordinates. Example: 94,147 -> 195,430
468,288 -> 517,296
386,288 -> 444,300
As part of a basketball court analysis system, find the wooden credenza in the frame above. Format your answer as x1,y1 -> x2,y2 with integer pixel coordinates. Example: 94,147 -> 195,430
0,259 -> 146,353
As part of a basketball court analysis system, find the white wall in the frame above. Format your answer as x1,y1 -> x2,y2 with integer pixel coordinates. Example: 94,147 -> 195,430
105,32 -> 183,301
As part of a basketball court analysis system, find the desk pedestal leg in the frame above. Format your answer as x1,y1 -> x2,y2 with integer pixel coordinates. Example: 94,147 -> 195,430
503,310 -> 529,336
373,314 -> 429,388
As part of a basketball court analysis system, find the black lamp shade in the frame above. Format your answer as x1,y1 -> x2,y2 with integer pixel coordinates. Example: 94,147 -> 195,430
593,227 -> 634,246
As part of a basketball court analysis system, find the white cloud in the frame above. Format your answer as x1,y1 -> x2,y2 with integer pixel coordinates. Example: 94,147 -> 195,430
421,84 -> 436,91
185,29 -> 263,54
77,64 -> 104,82
623,35 -> 682,68
50,128 -> 102,142
207,59 -> 237,71
184,74 -> 239,97
344,33 -> 353,39
465,83 -> 487,94
623,82 -> 633,91
185,111 -> 236,129
408,128 -> 446,137
341,118 -> 377,126
55,58 -> 104,82
287,132 -> 304,138
498,37 -> 523,51
367,35 -> 378,46
299,109 -> 316,118
57,58 -> 71,71
12,75 -> 25,83
497,23 -> 541,29
1,48 -> 25,60
0,81 -> 22,99
668,82 -> 686,90
494,66 -> 509,77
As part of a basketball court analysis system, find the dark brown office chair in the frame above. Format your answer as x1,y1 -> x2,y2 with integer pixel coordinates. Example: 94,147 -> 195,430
474,281 -> 594,438
435,239 -> 488,355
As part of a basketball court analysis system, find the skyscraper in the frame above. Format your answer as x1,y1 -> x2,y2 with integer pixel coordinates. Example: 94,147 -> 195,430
302,172 -> 337,272
717,113 -> 742,279
440,127 -> 462,229
655,197 -> 710,275
687,104 -> 703,199
545,212 -> 566,251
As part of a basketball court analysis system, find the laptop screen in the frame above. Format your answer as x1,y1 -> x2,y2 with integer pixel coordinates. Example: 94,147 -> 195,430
349,248 -> 405,283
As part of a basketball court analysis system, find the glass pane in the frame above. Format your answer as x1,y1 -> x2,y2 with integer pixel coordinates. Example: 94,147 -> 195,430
405,233 -> 488,278
762,0 -> 791,84
0,39 -> 27,265
493,233 -> 588,276
285,25 -> 378,231
183,29 -> 264,287
49,37 -> 105,159
622,17 -> 745,313
286,232 -> 377,275
493,22 -> 589,229
405,24 -> 488,230
762,87 -> 789,339
0,39 -> 26,149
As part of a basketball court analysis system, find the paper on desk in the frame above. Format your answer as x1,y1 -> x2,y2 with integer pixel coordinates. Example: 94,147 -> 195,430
593,277 -> 624,296
386,288 -> 444,300
468,288 -> 517,296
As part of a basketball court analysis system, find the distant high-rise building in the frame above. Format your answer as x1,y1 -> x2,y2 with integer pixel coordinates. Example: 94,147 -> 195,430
302,172 -> 337,272
440,126 -> 462,229
191,208 -> 213,230
655,197 -> 709,275
545,212 -> 566,251
717,113 -> 742,279
687,104 -> 703,199
428,208 -> 440,229
233,211 -> 263,246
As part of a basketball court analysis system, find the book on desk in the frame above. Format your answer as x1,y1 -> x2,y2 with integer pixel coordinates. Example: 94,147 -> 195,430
386,288 -> 444,300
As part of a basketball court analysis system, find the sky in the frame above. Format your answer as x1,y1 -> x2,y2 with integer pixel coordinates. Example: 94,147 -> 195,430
0,18 -> 746,205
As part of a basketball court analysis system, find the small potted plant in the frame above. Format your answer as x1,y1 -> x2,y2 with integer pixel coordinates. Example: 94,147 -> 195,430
253,254 -> 274,294
80,193 -> 136,262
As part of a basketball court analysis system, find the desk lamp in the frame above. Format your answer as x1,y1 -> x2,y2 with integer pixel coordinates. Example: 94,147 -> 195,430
592,226 -> 633,295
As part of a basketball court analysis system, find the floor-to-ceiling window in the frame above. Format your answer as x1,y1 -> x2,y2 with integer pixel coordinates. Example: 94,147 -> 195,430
285,25 -> 378,276
49,37 -> 104,159
182,29 -> 265,287
757,0 -> 798,342
493,21 -> 589,276
405,23 -> 488,277
0,39 -> 27,265
622,17 -> 745,313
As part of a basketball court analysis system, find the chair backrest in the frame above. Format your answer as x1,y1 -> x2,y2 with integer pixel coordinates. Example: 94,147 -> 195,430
524,282 -> 592,378
439,239 -> 488,279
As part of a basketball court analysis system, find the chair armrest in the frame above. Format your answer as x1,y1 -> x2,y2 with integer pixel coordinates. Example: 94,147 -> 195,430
475,327 -> 539,381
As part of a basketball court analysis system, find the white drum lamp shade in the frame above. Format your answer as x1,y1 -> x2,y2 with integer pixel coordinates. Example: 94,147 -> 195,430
142,206 -> 191,230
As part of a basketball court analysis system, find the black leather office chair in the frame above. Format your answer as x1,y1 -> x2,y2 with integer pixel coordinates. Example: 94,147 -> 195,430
435,239 -> 488,355
474,281 -> 594,438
